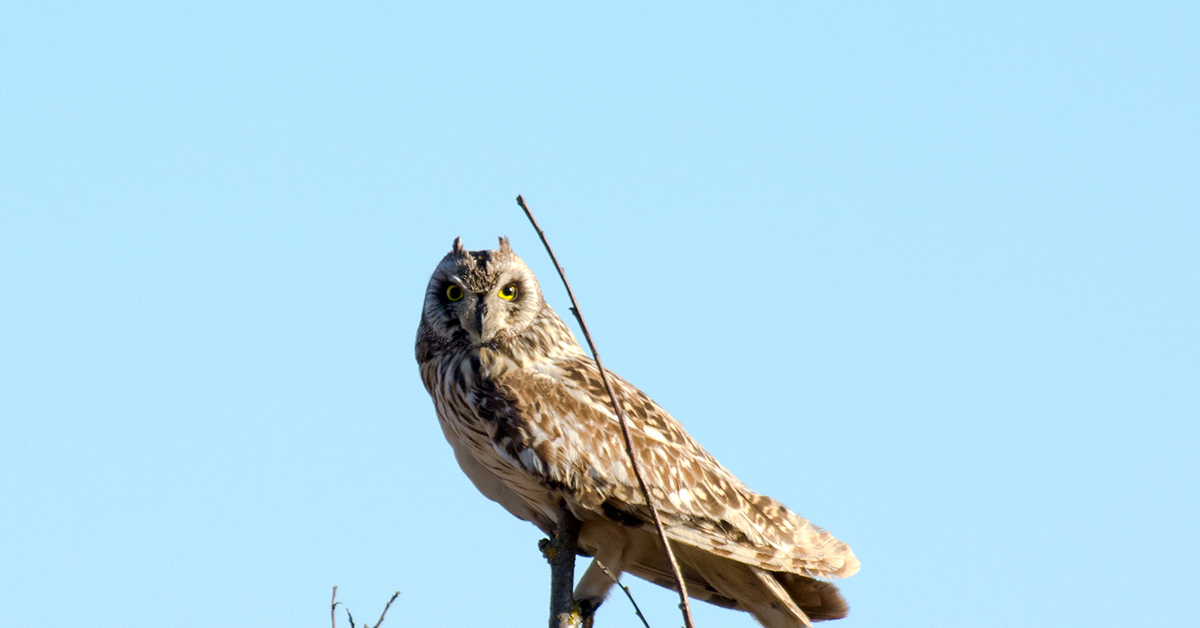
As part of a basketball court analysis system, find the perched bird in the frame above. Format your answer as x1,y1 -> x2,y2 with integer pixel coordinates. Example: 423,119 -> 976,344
415,237 -> 859,627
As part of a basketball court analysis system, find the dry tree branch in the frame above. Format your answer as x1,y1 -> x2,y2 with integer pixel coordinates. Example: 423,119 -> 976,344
330,587 -> 400,628
373,591 -> 401,628
517,194 -> 697,628
332,586 -> 341,628
548,500 -> 584,628
597,560 -> 652,628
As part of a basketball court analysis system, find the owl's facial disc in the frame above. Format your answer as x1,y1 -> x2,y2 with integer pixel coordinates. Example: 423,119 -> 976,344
424,238 -> 541,347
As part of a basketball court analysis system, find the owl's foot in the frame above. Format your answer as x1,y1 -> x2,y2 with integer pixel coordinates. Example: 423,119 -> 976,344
578,597 -> 602,628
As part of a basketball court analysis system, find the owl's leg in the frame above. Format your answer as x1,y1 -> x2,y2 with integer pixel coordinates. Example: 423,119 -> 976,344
574,523 -> 629,622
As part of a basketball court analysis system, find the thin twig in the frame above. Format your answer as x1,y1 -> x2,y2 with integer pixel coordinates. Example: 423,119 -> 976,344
332,586 -> 340,628
517,194 -> 696,628
373,591 -> 401,628
597,560 -> 652,628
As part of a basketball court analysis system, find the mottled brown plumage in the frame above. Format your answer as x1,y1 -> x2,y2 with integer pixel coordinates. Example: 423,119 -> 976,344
415,237 -> 859,627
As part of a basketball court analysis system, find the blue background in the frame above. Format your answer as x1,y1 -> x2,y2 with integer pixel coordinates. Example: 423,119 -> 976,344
3,2 -> 1196,627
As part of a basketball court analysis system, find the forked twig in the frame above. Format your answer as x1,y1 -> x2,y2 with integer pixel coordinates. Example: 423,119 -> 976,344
331,587 -> 400,628
597,560 -> 652,628
517,194 -> 696,628
332,586 -> 341,628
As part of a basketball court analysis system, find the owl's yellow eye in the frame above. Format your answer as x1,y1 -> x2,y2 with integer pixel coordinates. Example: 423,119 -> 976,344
498,284 -> 517,301
445,285 -> 464,301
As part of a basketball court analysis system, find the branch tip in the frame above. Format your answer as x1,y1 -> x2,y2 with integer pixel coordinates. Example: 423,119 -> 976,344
373,591 -> 401,628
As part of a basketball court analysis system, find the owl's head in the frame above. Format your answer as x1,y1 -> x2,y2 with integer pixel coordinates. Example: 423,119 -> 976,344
420,236 -> 545,346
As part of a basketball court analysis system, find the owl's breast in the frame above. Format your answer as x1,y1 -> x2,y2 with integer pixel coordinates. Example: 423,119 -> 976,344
421,347 -> 564,523
419,348 -> 493,443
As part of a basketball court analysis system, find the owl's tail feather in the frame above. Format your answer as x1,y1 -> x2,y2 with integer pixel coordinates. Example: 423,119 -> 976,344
622,541 -> 847,627
682,551 -> 836,628
700,562 -> 849,627
772,571 -> 849,622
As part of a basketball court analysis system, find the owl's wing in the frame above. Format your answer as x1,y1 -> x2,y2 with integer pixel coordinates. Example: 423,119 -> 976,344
490,354 -> 858,580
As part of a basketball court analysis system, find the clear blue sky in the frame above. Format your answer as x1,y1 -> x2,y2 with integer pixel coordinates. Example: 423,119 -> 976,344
2,2 -> 1196,627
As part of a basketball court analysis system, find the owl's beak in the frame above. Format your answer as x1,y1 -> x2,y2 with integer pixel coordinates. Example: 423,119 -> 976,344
462,299 -> 497,343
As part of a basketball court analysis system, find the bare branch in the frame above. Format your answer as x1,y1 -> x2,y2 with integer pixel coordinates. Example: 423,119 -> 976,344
373,591 -> 401,628
332,586 -> 340,628
597,560 -> 652,628
517,194 -> 696,628
549,500 -> 583,628
331,588 -> 399,628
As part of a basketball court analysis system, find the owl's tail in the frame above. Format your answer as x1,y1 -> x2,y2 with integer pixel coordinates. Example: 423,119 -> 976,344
635,542 -> 846,627
770,571 -> 850,623
615,532 -> 850,626
683,558 -> 846,626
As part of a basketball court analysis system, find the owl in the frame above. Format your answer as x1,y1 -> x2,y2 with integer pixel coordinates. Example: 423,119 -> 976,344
415,237 -> 859,627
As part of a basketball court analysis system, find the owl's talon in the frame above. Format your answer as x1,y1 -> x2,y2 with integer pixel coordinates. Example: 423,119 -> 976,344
578,597 -> 601,628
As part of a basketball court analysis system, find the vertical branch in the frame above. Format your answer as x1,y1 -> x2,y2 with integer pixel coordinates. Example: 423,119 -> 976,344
517,195 -> 696,628
332,586 -> 340,628
549,500 -> 583,628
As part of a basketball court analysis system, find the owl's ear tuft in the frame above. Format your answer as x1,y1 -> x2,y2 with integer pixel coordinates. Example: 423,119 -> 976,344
498,235 -> 512,255
452,236 -> 465,254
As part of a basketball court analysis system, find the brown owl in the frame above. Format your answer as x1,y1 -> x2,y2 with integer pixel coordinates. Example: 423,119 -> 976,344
415,237 -> 858,627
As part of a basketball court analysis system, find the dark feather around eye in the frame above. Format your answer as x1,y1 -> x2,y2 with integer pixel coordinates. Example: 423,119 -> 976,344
442,284 -> 464,302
